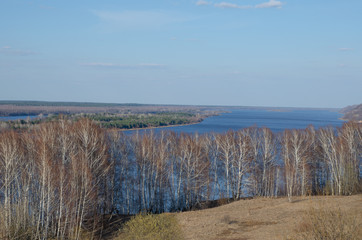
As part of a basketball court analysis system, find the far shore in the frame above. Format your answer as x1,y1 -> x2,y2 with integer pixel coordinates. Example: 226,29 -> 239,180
111,112 -> 221,132
339,118 -> 362,123
115,121 -> 203,132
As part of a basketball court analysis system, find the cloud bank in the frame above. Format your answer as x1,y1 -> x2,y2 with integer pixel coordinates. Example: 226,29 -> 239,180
255,0 -> 282,9
339,48 -> 354,51
196,0 -> 210,6
214,2 -> 252,9
196,0 -> 283,9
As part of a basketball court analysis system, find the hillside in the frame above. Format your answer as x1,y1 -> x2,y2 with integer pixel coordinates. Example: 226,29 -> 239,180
341,104 -> 362,122
176,195 -> 362,240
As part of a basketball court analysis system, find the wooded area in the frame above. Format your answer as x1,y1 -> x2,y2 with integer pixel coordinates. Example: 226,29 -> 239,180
0,118 -> 361,239
0,112 -> 205,130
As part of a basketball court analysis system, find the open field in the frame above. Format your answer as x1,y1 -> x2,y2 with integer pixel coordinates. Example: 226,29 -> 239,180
175,195 -> 362,240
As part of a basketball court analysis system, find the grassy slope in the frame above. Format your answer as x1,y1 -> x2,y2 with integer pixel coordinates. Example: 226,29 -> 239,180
175,195 -> 362,240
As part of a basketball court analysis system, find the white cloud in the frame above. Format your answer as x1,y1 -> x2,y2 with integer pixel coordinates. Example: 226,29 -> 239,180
209,0 -> 283,10
214,2 -> 252,9
339,48 -> 353,51
82,63 -> 166,69
196,0 -> 211,6
255,0 -> 283,9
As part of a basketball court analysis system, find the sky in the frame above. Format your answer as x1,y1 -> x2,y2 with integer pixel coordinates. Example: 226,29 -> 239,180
0,0 -> 361,108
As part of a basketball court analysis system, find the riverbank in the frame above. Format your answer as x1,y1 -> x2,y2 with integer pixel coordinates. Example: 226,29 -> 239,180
117,120 -> 204,132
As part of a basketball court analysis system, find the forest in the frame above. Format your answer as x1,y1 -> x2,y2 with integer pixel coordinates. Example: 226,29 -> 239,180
0,112 -> 205,130
0,118 -> 361,239
55,112 -> 203,129
0,101 -> 220,131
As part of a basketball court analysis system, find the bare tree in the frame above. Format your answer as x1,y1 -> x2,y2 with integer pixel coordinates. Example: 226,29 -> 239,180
260,128 -> 277,197
319,127 -> 345,195
339,122 -> 361,194
215,131 -> 234,200
231,129 -> 252,199
71,118 -> 109,240
0,130 -> 23,238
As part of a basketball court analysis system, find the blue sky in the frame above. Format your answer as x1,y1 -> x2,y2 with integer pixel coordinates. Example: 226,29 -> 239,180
0,0 -> 361,108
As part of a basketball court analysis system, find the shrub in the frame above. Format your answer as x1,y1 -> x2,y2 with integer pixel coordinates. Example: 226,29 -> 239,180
294,206 -> 361,240
117,213 -> 184,240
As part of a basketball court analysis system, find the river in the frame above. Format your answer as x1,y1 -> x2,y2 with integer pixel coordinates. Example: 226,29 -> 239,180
0,115 -> 40,121
125,108 -> 344,134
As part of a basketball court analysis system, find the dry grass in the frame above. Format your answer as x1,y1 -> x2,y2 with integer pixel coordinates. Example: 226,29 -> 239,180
176,195 -> 362,240
115,213 -> 184,240
291,205 -> 361,240
4,196 -> 359,240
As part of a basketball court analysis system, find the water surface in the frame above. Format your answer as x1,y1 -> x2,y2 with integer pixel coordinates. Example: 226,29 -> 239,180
0,115 -> 39,121
126,109 -> 344,134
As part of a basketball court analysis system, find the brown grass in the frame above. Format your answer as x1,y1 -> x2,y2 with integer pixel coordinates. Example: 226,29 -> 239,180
291,205 -> 361,240
115,213 -> 184,240
176,195 -> 362,240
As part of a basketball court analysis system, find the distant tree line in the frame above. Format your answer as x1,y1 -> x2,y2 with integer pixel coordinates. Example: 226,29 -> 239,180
0,118 -> 361,239
0,101 -> 217,118
0,100 -> 146,107
87,112 -> 201,129
0,112 -> 205,130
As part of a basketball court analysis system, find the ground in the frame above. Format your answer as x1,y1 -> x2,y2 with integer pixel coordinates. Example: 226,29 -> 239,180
175,195 -> 362,240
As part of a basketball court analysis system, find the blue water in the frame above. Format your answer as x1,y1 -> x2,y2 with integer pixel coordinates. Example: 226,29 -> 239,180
126,109 -> 344,134
0,115 -> 39,121
0,110 -> 344,133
